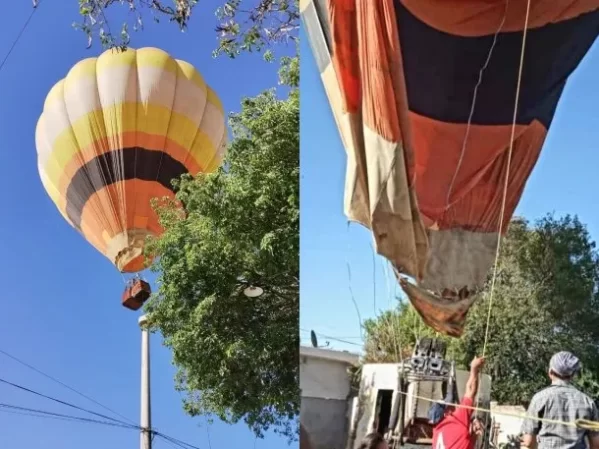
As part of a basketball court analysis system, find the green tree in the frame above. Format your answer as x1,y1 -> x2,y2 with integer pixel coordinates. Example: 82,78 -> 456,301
74,0 -> 299,57
362,302 -> 444,363
364,215 -> 599,406
145,55 -> 299,441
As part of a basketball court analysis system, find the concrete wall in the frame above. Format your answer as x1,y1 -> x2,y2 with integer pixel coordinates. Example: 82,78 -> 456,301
300,346 -> 360,449
302,397 -> 350,449
491,404 -> 525,445
352,364 -> 401,446
301,353 -> 353,400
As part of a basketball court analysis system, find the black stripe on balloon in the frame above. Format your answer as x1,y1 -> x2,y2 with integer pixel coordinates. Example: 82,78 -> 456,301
65,148 -> 188,231
395,1 -> 599,128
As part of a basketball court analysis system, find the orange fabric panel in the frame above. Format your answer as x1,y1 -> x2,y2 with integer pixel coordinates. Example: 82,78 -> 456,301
328,0 -> 361,113
357,0 -> 405,145
121,254 -> 146,273
330,0 -> 418,171
79,180 -> 173,253
438,120 -> 547,232
401,0 -> 599,37
409,114 -> 546,232
329,0 -> 415,147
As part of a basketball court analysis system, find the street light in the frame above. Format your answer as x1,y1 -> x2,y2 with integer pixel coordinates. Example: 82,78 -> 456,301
243,286 -> 264,298
139,315 -> 152,449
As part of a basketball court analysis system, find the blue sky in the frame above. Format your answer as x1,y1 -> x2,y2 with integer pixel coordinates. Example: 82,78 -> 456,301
300,24 -> 599,354
0,2 -> 291,448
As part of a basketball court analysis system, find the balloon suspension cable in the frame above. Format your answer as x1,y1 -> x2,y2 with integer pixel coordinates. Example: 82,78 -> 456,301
385,261 -> 403,364
445,0 -> 510,210
477,0 -> 532,410
346,222 -> 364,340
369,238 -> 402,363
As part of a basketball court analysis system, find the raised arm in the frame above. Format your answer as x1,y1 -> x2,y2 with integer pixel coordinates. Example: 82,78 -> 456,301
464,356 -> 485,400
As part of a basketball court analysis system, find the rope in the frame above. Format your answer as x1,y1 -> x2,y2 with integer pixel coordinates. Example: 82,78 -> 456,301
371,241 -> 377,316
301,361 -> 599,433
346,222 -> 364,339
394,388 -> 599,432
392,2 -> 598,436
481,0 -> 532,360
469,0 -> 533,429
445,0 -> 510,209
383,261 -> 403,363
299,350 -> 599,433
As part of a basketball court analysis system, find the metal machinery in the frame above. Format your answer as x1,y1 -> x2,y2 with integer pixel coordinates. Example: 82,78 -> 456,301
381,338 -> 492,449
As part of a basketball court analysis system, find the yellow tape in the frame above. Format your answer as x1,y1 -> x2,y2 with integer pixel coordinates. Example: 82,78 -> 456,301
398,389 -> 599,431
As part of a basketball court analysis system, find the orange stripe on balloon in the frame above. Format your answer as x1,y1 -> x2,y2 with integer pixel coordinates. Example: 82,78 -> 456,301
79,180 -> 175,258
408,113 -> 546,232
401,0 -> 599,37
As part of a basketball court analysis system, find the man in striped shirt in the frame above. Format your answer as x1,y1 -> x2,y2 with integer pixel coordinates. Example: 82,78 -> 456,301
521,351 -> 599,449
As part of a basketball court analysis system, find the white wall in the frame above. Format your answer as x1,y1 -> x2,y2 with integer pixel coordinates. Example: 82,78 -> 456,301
491,404 -> 525,444
300,346 -> 359,400
300,346 -> 360,449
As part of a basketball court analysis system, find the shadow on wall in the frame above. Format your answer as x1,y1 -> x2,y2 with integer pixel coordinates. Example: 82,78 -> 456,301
301,424 -> 314,449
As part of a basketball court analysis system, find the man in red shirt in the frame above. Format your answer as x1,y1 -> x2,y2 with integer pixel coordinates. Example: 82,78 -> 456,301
430,356 -> 485,449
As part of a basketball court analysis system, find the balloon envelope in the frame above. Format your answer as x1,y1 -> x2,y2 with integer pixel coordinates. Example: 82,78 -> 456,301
301,0 -> 599,335
36,47 -> 226,272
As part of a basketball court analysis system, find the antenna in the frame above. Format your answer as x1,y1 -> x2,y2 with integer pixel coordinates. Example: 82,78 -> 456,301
310,330 -> 318,348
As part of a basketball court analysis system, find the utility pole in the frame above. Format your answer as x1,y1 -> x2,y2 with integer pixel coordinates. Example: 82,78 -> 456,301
139,314 -> 152,449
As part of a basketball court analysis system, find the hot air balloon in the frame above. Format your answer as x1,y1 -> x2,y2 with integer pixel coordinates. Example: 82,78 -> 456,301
301,0 -> 599,336
36,47 -> 226,310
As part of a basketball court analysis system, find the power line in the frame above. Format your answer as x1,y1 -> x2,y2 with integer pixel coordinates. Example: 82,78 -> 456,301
0,376 -> 207,449
155,431 -> 202,449
0,407 -> 90,425
156,434 -> 189,449
300,329 -> 362,340
0,402 -> 138,430
300,328 -> 363,347
160,435 -> 186,449
0,376 -> 129,425
0,346 -> 136,424
0,0 -> 41,75
0,395 -> 207,449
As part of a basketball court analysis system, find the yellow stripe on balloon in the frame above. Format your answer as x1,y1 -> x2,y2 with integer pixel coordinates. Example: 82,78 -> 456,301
41,104 -> 220,187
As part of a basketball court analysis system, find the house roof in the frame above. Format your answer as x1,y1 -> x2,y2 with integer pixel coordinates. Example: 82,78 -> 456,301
300,345 -> 360,366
